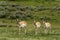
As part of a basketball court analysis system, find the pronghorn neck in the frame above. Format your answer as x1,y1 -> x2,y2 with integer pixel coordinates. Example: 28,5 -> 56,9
17,19 -> 21,22
16,19 -> 21,24
34,20 -> 37,24
34,20 -> 36,23
43,20 -> 49,24
33,20 -> 36,26
42,20 -> 45,24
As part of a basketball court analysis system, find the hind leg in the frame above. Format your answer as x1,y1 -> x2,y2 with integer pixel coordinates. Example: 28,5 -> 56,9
23,27 -> 26,34
19,26 -> 22,35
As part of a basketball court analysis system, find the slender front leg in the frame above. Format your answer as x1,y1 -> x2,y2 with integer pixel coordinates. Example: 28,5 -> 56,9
35,27 -> 38,35
45,28 -> 48,34
24,27 -> 26,34
19,26 -> 21,35
45,29 -> 47,34
48,27 -> 51,34
49,27 -> 51,34
35,28 -> 37,35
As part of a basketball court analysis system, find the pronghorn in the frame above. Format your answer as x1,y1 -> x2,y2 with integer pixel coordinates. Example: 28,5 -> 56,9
42,19 -> 51,34
33,20 -> 41,35
16,19 -> 27,34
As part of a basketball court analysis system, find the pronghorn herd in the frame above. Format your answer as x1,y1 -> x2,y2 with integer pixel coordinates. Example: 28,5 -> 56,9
16,18 -> 51,35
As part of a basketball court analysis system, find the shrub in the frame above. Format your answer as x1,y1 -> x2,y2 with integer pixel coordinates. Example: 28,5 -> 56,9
45,0 -> 56,2
25,6 -> 36,11
9,14 -> 17,19
37,6 -> 46,11
0,11 -> 9,18
0,6 -> 5,11
52,6 -> 60,10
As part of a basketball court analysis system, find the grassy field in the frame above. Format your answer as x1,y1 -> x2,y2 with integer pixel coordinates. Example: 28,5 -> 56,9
0,19 -> 60,40
0,1 -> 60,40
0,25 -> 60,40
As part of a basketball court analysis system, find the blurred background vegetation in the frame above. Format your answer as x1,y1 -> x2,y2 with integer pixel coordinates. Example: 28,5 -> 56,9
0,0 -> 60,40
0,0 -> 60,25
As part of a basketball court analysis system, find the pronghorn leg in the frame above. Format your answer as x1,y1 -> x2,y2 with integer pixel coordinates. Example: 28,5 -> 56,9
44,26 -> 48,34
24,27 -> 26,34
45,28 -> 49,34
35,28 -> 37,35
19,26 -> 21,35
35,27 -> 38,35
48,27 -> 51,34
49,27 -> 51,34
34,25 -> 37,35
45,29 -> 48,34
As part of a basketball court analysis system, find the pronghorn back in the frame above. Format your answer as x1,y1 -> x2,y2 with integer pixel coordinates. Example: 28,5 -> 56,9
34,21 -> 41,27
45,22 -> 51,28
18,21 -> 27,25
18,20 -> 27,27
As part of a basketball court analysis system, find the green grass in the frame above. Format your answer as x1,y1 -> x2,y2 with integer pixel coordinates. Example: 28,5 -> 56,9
0,1 -> 60,40
0,26 -> 60,40
4,1 -> 60,6
0,20 -> 60,40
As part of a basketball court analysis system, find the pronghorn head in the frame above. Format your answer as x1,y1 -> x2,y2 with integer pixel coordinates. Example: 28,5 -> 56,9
40,17 -> 46,24
33,19 -> 36,23
16,19 -> 21,22
16,19 -> 21,24
16,19 -> 18,21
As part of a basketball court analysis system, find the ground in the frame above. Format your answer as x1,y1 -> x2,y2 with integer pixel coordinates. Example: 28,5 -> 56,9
0,1 -> 60,40
0,20 -> 60,40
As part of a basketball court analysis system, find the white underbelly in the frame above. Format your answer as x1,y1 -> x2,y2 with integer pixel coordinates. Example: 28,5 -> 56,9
20,24 -> 26,27
36,25 -> 41,27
